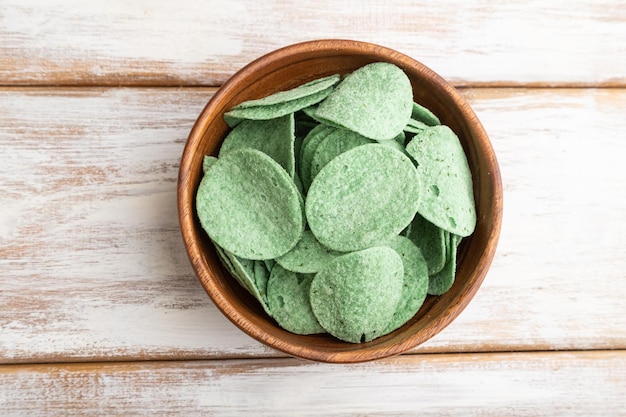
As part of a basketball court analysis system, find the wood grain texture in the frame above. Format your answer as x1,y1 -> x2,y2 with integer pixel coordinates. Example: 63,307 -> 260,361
1,351 -> 624,416
1,87 -> 625,363
1,0 -> 625,87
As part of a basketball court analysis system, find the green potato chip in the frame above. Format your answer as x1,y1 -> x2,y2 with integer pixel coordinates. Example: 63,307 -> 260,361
266,265 -> 325,335
233,75 -> 340,109
263,259 -> 276,274
404,213 -> 447,275
196,148 -> 304,260
380,236 -> 429,336
306,144 -> 421,252
299,124 -> 335,192
214,243 -> 272,315
253,259 -> 270,301
428,233 -> 462,295
214,242 -> 248,291
202,155 -> 218,173
310,246 -> 404,343
411,101 -> 441,126
223,75 -> 340,127
219,115 -> 295,177
314,62 -> 413,140
275,230 -> 342,274
309,128 -> 372,180
404,118 -> 430,135
405,125 -> 477,237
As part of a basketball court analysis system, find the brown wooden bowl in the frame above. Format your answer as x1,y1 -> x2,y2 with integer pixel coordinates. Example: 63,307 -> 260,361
178,39 -> 502,363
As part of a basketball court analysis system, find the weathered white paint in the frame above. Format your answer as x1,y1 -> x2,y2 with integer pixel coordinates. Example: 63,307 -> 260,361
0,352 -> 624,416
0,0 -> 245,62
1,0 -> 625,86
1,87 -> 625,365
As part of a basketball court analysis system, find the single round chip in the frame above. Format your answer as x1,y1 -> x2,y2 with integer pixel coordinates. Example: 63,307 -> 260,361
313,62 -> 413,140
196,148 -> 304,260
219,114 -> 295,177
405,125 -> 477,237
266,265 -> 325,335
306,144 -> 421,252
275,230 -> 341,274
380,236 -> 429,335
309,246 -> 404,343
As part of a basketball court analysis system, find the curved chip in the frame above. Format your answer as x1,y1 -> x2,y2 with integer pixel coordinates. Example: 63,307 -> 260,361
266,265 -> 325,335
309,128 -> 372,180
428,233 -> 462,295
411,101 -> 441,126
313,62 -> 413,140
309,246 -> 404,343
219,115 -> 295,177
299,124 -> 334,191
306,144 -> 421,252
196,148 -> 304,260
202,155 -> 218,174
214,243 -> 272,315
275,230 -> 342,274
223,75 -> 340,127
405,125 -> 477,237
404,213 -> 447,275
380,236 -> 429,335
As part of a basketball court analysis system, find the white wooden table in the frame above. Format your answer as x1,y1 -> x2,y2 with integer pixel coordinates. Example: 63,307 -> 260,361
1,1 -> 625,415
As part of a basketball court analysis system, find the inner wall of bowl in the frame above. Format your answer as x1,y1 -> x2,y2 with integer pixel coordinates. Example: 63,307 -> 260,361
187,43 -> 495,360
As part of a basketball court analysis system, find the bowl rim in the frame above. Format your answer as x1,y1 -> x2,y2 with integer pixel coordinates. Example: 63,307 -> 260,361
178,39 -> 503,363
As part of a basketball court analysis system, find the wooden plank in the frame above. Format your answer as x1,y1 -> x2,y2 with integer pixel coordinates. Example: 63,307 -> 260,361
1,351 -> 624,416
1,0 -> 625,86
1,87 -> 625,364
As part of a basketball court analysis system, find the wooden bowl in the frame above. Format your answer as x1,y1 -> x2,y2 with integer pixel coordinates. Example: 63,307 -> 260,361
178,39 -> 502,363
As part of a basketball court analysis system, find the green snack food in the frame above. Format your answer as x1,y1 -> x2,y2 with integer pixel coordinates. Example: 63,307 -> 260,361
196,63 -> 478,343
306,144 -> 421,252
404,213 -> 447,275
202,155 -> 218,173
266,265 -> 325,335
223,75 -> 340,127
411,101 -> 441,126
233,75 -> 340,108
428,233 -> 462,295
381,236 -> 429,335
219,114 -> 295,177
275,230 -> 342,274
309,246 -> 404,343
309,128 -> 372,180
404,118 -> 430,135
196,148 -> 304,260
217,246 -> 272,315
299,124 -> 334,191
314,62 -> 413,140
405,125 -> 476,237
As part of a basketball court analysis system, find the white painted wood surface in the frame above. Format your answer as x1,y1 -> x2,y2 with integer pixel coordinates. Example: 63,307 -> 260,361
2,351 -> 624,416
1,0 -> 625,414
1,0 -> 625,86
2,87 -> 625,364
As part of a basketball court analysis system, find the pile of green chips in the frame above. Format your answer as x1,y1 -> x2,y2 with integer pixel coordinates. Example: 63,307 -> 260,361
196,62 -> 476,343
